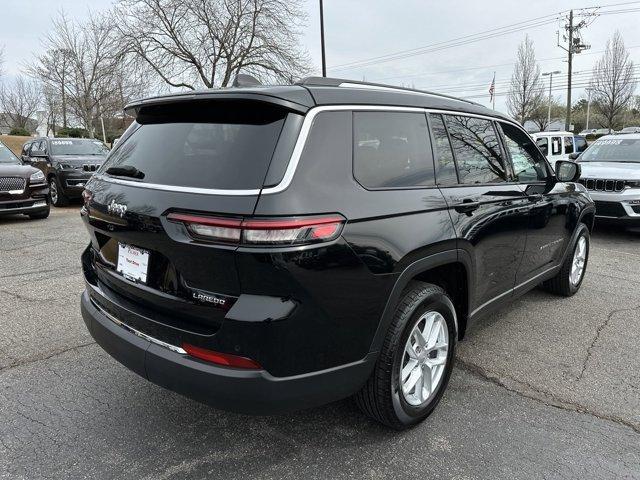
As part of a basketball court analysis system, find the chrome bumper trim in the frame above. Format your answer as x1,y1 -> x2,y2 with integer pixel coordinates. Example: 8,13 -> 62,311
90,297 -> 187,355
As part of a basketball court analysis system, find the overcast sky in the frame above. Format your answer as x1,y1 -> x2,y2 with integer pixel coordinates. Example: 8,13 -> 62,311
1,0 -> 639,114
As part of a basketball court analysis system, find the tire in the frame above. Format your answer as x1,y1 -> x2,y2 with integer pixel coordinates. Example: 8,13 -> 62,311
49,176 -> 68,207
28,207 -> 50,220
543,223 -> 590,296
355,282 -> 457,429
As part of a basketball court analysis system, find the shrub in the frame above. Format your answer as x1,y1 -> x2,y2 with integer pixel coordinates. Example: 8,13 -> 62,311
56,127 -> 89,138
9,127 -> 30,136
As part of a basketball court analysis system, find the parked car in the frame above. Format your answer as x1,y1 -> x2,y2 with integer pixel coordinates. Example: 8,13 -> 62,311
532,131 -> 588,162
23,137 -> 109,206
0,140 -> 50,219
79,77 -> 595,429
619,126 -> 640,134
572,133 -> 640,227
594,128 -> 614,137
579,128 -> 597,136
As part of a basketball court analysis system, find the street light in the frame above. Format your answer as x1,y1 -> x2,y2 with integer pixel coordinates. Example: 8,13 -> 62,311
542,70 -> 561,131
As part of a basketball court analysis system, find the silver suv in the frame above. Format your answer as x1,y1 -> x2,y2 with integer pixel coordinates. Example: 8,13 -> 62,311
574,134 -> 640,227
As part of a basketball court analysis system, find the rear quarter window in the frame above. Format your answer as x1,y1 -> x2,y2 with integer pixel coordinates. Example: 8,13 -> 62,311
353,111 -> 435,189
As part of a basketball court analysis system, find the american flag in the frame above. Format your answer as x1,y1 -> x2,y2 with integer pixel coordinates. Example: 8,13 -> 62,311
489,74 -> 495,102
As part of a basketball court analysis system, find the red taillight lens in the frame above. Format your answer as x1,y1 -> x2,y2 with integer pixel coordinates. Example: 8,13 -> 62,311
167,213 -> 242,243
167,213 -> 345,246
182,343 -> 262,370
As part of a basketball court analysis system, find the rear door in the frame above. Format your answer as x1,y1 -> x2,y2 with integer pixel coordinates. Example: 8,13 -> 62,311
432,113 -> 529,314
83,99 -> 302,332
497,121 -> 574,281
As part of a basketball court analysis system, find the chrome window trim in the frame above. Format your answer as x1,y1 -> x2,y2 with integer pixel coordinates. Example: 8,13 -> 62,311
91,174 -> 262,196
93,104 -> 516,196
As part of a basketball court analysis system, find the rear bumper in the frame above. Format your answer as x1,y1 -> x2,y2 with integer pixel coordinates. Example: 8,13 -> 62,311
81,289 -> 376,414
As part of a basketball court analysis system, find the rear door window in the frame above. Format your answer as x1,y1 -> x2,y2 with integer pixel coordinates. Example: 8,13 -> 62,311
428,114 -> 458,185
353,111 -> 435,188
101,102 -> 288,190
551,137 -> 562,156
445,115 -> 508,184
564,137 -> 574,154
536,137 -> 549,155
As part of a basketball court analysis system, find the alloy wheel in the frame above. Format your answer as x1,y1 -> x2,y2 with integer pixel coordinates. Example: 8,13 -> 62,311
570,236 -> 587,286
49,179 -> 58,205
400,311 -> 449,407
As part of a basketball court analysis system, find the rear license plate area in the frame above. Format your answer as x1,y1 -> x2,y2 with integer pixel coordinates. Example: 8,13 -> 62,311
116,243 -> 150,284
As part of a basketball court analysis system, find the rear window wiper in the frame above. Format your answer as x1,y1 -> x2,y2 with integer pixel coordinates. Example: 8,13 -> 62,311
105,165 -> 145,179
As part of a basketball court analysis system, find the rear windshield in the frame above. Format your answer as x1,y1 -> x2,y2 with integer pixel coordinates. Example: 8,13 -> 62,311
101,102 -> 287,190
51,139 -> 109,156
0,143 -> 20,164
579,138 -> 640,163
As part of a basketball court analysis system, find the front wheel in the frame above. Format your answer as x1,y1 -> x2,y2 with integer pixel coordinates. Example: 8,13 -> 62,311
49,177 -> 68,207
355,282 -> 457,429
543,224 -> 590,296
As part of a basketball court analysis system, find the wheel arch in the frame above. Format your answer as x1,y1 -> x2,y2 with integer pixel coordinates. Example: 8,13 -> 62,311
580,207 -> 596,232
369,250 -> 473,355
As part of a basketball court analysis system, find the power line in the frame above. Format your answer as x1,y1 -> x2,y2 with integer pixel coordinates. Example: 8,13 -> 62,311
329,1 -> 640,73
463,76 -> 640,99
371,45 -> 640,83
331,18 -> 559,72
411,65 -> 640,94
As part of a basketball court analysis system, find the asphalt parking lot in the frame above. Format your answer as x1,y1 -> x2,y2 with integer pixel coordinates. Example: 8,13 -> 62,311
1,206 -> 639,480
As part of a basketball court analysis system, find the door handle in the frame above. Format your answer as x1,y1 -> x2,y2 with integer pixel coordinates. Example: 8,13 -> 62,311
528,194 -> 543,202
454,200 -> 480,214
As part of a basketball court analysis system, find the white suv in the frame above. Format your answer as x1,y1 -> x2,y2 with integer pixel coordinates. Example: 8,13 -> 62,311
574,133 -> 640,228
533,132 -> 588,162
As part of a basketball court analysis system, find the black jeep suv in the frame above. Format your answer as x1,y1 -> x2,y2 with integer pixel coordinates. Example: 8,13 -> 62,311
80,78 -> 594,428
23,137 -> 109,207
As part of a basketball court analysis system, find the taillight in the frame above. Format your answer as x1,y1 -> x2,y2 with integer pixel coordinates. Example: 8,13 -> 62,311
182,343 -> 262,370
167,213 -> 345,246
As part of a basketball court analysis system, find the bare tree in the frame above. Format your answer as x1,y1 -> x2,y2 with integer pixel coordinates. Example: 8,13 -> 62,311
30,11 -> 145,137
529,96 -> 565,132
590,31 -> 636,130
113,0 -> 310,90
507,36 -> 544,124
0,75 -> 41,131
0,45 -> 5,79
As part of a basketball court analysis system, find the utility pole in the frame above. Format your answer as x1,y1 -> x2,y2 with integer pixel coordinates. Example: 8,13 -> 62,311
542,70 -> 561,131
566,10 -> 574,132
558,9 -> 591,132
319,0 -> 327,77
585,87 -> 592,131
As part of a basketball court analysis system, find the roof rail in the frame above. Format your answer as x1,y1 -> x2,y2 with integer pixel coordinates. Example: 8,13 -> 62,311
296,76 -> 483,106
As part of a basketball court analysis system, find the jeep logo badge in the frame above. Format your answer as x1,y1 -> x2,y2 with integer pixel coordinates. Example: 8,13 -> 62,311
107,199 -> 127,218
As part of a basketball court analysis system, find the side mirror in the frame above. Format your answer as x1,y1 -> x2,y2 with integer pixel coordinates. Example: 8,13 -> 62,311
556,160 -> 581,182
30,149 -> 47,158
568,152 -> 581,160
